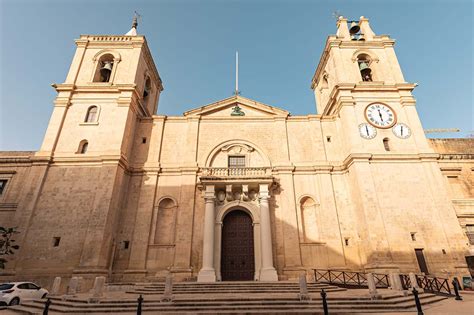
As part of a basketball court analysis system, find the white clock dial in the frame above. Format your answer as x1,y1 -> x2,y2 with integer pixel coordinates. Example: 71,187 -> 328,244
358,123 -> 377,139
392,123 -> 411,139
365,103 -> 396,128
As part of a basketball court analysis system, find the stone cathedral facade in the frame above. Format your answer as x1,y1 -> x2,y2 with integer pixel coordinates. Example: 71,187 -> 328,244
0,17 -> 473,288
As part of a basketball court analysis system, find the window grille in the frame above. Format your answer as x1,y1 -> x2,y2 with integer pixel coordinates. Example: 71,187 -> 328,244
228,156 -> 245,168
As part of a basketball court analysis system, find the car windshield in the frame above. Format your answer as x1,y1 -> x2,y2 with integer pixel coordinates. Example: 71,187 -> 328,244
0,283 -> 14,290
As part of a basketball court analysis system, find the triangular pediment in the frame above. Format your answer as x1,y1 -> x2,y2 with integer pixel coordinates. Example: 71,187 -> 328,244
183,95 -> 289,118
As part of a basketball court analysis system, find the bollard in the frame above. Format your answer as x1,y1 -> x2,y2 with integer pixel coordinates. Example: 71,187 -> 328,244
298,274 -> 310,301
412,288 -> 423,315
137,294 -> 144,315
50,277 -> 61,296
367,273 -> 381,299
162,273 -> 174,302
43,298 -> 51,315
452,278 -> 463,301
320,289 -> 329,315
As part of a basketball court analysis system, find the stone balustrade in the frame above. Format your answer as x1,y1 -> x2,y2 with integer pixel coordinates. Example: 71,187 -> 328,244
201,167 -> 269,177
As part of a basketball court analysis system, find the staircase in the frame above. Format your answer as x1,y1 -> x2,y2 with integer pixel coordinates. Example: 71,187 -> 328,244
12,281 -> 448,314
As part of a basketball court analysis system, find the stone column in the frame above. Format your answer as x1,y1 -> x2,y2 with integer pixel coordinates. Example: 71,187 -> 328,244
259,184 -> 278,281
197,185 -> 216,282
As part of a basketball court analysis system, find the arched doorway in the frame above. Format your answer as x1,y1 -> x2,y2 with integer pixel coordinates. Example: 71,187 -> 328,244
221,210 -> 255,281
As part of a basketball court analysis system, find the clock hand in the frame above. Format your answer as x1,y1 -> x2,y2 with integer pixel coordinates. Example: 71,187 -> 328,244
378,109 -> 384,122
401,125 -> 403,136
365,125 -> 369,135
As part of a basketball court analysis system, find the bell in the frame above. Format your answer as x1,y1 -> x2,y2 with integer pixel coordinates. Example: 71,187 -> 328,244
100,61 -> 113,81
359,61 -> 371,72
349,21 -> 360,35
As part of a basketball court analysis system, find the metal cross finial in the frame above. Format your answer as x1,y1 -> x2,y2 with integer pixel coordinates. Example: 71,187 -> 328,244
332,10 -> 343,21
132,11 -> 142,29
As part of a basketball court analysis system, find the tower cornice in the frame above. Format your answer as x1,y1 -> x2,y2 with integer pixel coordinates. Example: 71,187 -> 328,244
74,35 -> 163,92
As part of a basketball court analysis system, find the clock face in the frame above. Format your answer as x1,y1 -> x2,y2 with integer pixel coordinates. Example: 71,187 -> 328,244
365,103 -> 396,128
358,123 -> 377,139
392,123 -> 411,139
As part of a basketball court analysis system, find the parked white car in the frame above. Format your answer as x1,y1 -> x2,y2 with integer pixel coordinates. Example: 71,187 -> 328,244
0,282 -> 48,306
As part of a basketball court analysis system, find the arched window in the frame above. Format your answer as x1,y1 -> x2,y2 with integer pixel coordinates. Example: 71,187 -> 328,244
383,138 -> 390,151
93,54 -> 114,82
357,54 -> 373,82
77,140 -> 88,154
300,196 -> 320,242
154,198 -> 177,244
143,77 -> 151,99
85,106 -> 98,123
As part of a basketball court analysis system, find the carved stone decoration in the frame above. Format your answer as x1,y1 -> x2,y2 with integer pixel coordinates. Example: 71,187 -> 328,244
217,190 -> 226,203
226,185 -> 233,202
242,185 -> 250,201
233,191 -> 242,201
249,190 -> 258,201
220,143 -> 255,153
230,104 -> 245,116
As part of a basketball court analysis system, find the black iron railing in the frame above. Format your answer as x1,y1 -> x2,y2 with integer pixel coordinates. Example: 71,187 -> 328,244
313,269 -> 389,288
314,269 -> 452,296
416,275 -> 451,295
400,274 -> 411,290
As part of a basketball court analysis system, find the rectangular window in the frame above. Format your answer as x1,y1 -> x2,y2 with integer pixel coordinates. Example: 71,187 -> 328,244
0,180 -> 7,195
228,156 -> 245,168
53,237 -> 61,247
467,225 -> 474,245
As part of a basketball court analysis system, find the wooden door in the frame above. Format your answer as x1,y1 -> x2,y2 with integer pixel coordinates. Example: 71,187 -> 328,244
415,249 -> 429,274
221,210 -> 255,281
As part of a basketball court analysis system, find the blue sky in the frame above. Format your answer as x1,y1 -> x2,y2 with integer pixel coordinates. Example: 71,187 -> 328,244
0,0 -> 472,150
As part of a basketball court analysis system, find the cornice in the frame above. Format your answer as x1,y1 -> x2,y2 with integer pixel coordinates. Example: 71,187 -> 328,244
320,83 -> 418,116
311,36 -> 395,89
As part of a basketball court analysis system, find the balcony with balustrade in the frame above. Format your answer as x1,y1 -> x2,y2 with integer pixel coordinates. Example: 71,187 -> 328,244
199,167 -> 273,184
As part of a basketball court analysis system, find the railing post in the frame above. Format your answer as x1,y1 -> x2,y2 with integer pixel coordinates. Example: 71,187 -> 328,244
342,271 -> 346,285
328,271 -> 332,283
43,298 -> 51,315
412,288 -> 424,315
452,278 -> 463,301
356,272 -> 360,286
320,289 -> 329,315
137,294 -> 144,315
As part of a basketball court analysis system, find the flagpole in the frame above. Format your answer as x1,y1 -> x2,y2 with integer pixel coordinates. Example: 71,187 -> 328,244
235,51 -> 239,95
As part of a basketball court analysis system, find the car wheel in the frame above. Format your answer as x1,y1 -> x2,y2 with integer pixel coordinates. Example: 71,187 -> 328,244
9,297 -> 20,306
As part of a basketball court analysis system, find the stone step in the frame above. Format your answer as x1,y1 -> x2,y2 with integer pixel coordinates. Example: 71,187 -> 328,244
130,288 -> 345,294
17,293 -> 446,313
41,291 -> 440,304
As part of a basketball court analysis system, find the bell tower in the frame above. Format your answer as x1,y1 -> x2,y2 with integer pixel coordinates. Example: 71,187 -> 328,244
309,17 -> 470,276
24,19 -> 164,280
311,16 -> 432,156
37,18 -> 163,159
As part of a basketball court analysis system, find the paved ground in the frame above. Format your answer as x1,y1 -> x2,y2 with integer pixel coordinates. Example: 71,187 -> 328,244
385,291 -> 474,314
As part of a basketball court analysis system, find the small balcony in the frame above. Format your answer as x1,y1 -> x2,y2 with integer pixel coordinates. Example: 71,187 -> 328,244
199,167 -> 272,183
